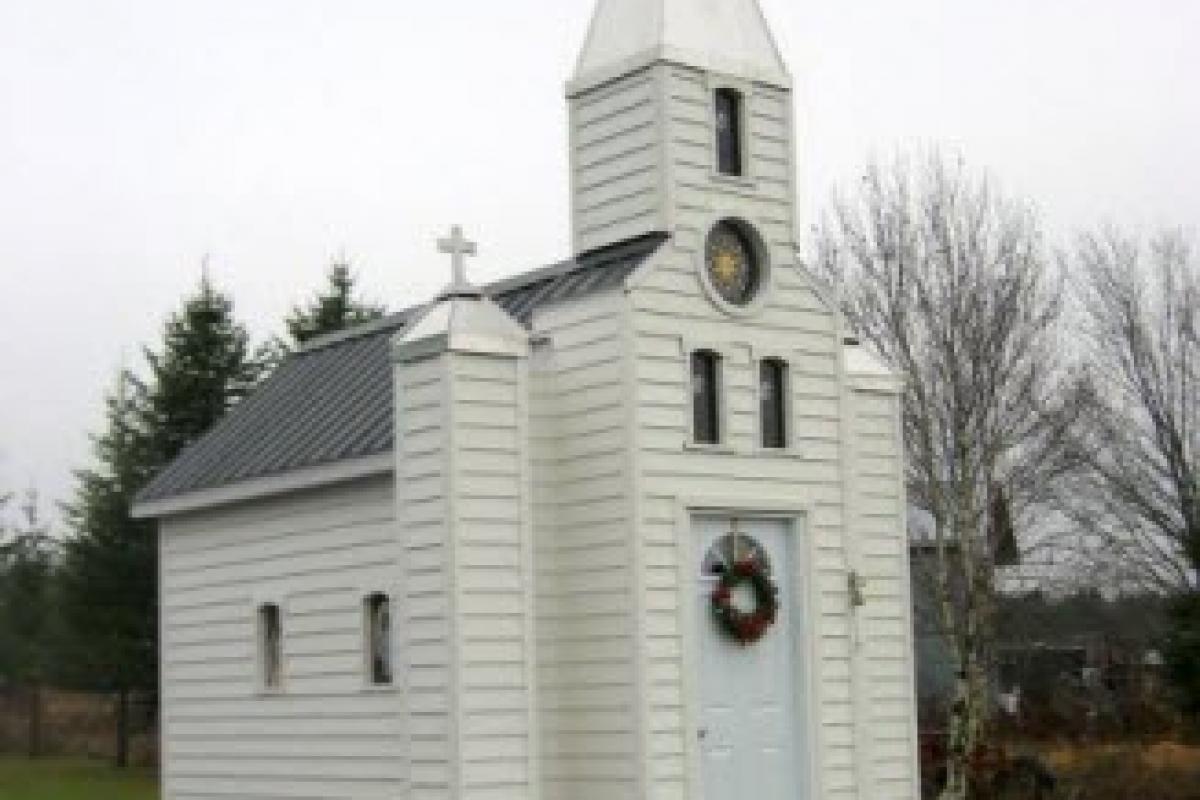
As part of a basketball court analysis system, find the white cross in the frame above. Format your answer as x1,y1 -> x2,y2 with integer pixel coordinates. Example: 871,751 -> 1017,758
437,225 -> 477,290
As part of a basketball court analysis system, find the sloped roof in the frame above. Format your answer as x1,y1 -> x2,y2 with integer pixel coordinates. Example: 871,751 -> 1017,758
135,233 -> 666,509
571,0 -> 790,93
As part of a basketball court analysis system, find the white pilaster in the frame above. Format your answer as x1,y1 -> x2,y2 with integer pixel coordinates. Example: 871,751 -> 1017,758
393,264 -> 535,800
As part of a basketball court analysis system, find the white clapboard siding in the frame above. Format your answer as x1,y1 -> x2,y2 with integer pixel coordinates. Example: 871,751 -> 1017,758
620,56 -> 913,800
529,290 -> 640,800
449,352 -> 533,800
396,354 -> 450,800
628,260 -> 852,800
849,385 -> 919,799
395,340 -> 535,800
570,68 -> 666,255
159,475 -> 403,800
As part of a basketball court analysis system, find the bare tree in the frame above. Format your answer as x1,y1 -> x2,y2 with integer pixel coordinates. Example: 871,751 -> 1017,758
1065,229 -> 1198,593
812,152 -> 1077,800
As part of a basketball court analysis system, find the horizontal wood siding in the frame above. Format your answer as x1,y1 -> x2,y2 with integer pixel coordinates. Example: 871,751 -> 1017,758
529,291 -> 638,800
571,69 -> 665,255
850,387 -> 918,798
397,354 -> 451,800
661,68 -> 796,249
159,475 -> 403,800
630,263 -> 854,799
624,59 -> 917,800
448,353 -> 534,800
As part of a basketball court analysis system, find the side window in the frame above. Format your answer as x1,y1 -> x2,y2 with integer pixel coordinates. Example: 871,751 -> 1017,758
691,350 -> 722,445
760,358 -> 788,449
258,603 -> 283,690
364,593 -> 393,686
714,88 -> 744,177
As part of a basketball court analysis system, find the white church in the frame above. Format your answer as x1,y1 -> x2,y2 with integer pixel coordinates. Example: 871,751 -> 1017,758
134,1 -> 920,798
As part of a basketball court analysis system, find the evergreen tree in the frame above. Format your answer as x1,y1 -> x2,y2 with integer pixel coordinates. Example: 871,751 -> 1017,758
61,273 -> 264,766
0,491 -> 10,675
0,490 -> 58,757
285,258 -> 384,346
60,372 -> 157,767
139,273 -> 265,463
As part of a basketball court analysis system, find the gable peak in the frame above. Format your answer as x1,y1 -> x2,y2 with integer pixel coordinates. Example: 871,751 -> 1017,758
571,0 -> 790,94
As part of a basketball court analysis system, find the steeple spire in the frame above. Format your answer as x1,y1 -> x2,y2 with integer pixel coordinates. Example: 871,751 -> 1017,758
571,0 -> 790,94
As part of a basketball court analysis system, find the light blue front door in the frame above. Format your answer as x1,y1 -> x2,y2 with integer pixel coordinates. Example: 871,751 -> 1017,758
696,516 -> 803,799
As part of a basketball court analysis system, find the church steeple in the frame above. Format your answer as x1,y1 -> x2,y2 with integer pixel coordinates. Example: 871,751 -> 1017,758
571,0 -> 790,95
567,0 -> 797,257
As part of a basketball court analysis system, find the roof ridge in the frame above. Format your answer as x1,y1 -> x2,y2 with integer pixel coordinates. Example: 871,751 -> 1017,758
298,232 -> 669,355
132,232 -> 669,514
299,310 -> 414,355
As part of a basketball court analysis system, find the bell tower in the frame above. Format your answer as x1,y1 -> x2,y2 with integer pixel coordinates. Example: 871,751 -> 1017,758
568,0 -> 795,258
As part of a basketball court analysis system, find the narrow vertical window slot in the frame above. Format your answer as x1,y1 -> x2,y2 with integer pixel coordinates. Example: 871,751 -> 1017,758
258,603 -> 283,690
715,88 -> 744,177
365,593 -> 393,686
692,350 -> 722,445
760,358 -> 788,449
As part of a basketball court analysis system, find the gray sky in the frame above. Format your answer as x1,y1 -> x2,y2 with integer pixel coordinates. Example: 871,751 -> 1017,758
1,0 -> 1197,521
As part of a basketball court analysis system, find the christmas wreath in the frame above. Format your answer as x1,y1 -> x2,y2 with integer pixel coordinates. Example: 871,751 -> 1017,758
710,559 -> 779,646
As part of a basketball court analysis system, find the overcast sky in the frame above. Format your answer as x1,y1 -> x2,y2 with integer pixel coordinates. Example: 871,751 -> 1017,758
1,0 -> 1197,522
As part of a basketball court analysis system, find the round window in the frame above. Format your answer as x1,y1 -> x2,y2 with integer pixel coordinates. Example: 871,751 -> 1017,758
704,220 -> 763,307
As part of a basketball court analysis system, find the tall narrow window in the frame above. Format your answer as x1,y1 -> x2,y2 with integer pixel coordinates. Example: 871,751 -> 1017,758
365,593 -> 393,686
692,350 -> 722,445
760,358 -> 788,449
715,88 -> 744,177
258,603 -> 283,690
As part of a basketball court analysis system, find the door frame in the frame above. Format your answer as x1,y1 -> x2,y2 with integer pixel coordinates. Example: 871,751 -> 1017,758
674,496 -> 820,800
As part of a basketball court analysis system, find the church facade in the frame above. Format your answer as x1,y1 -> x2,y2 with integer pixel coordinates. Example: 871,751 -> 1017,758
134,1 -> 919,798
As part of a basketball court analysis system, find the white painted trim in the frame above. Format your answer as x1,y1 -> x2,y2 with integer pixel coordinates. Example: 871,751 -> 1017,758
445,352 -> 464,800
751,351 -> 793,452
654,66 -> 675,246
847,372 -> 904,395
835,311 -> 870,798
621,288 -> 653,800
706,73 -> 757,187
693,213 -> 775,319
679,337 -> 741,449
516,355 -> 542,800
894,389 -> 923,800
131,453 -> 393,520
359,590 -> 397,690
673,497 -> 820,800
567,47 -> 793,99
783,83 -> 802,254
156,531 -> 169,796
393,343 -> 416,789
567,67 -> 584,255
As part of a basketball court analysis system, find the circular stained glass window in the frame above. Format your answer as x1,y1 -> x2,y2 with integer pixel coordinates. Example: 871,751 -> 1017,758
704,220 -> 762,307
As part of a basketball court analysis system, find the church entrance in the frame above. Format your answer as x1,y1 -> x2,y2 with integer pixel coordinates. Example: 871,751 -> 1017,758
695,516 -> 804,799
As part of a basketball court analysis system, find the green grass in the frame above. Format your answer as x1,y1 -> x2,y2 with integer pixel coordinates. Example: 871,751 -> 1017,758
0,757 -> 158,800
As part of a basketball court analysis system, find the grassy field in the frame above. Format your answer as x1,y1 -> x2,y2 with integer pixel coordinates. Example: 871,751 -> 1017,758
0,758 -> 158,800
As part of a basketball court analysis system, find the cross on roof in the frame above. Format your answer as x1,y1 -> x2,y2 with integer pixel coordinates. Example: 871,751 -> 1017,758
437,225 -> 477,292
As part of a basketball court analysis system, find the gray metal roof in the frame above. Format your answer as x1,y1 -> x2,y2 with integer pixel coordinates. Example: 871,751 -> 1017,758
135,233 -> 666,508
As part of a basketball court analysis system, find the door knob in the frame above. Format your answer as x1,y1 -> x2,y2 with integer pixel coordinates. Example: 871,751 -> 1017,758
698,727 -> 709,741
